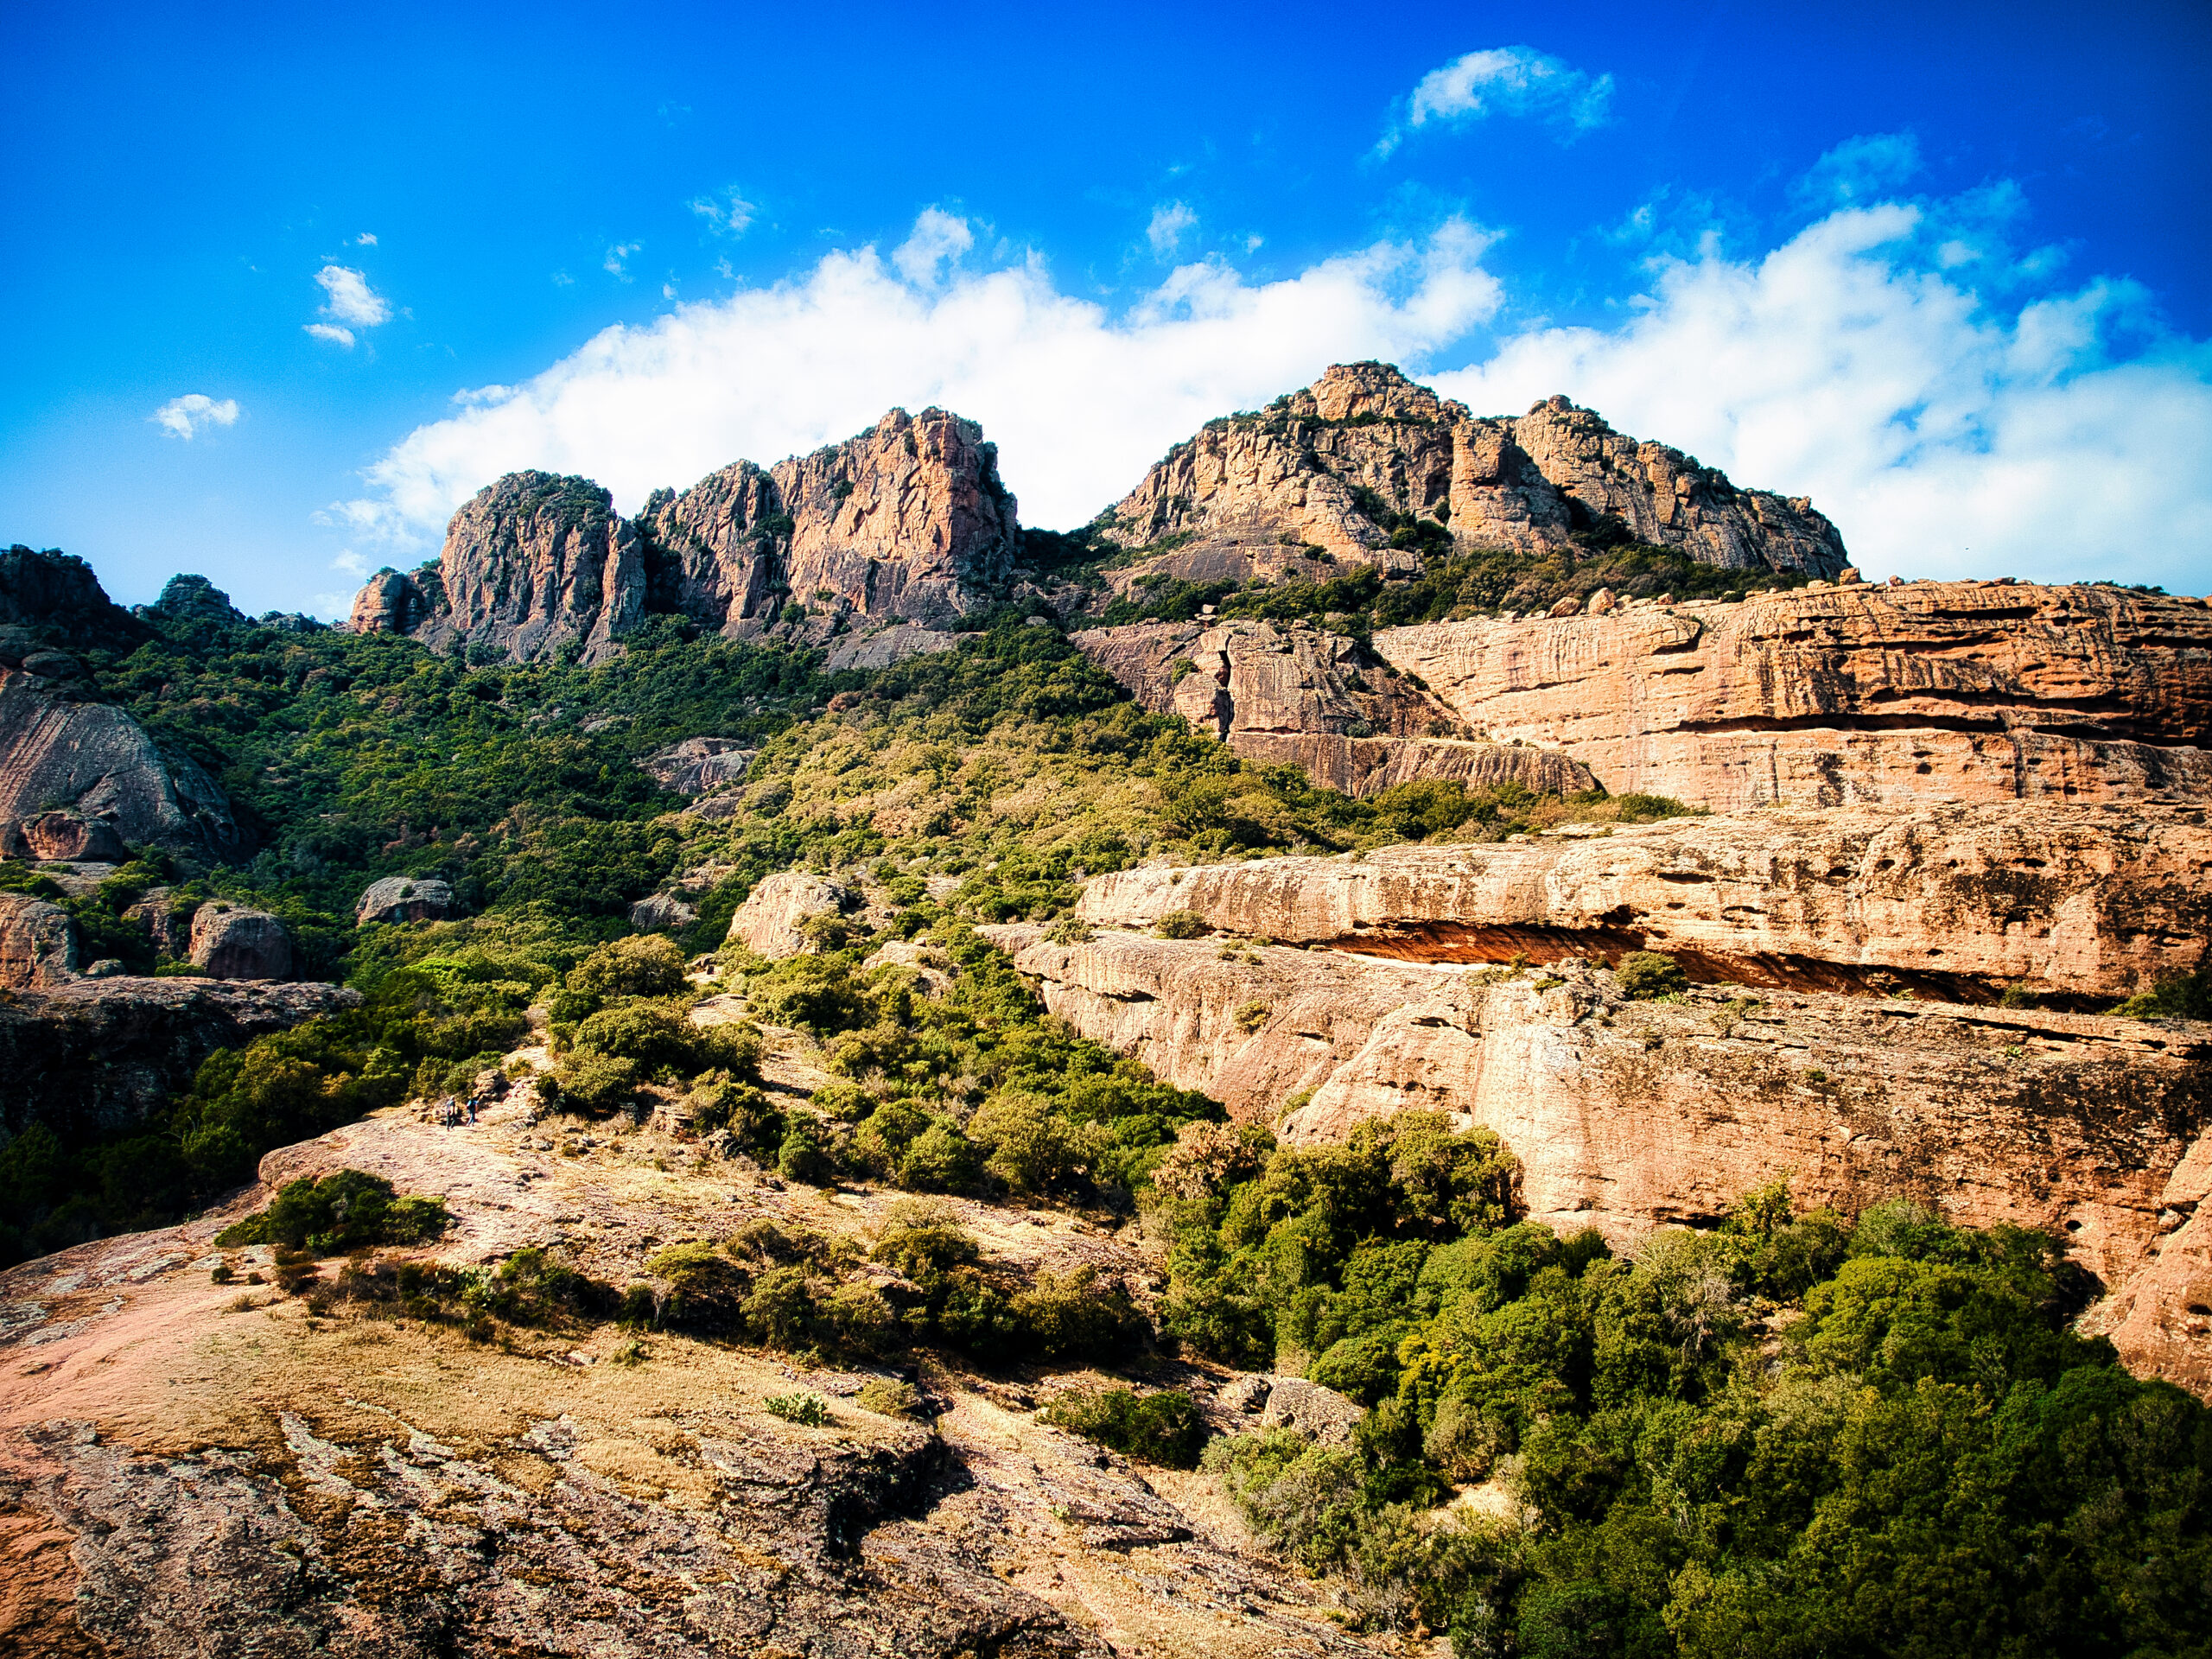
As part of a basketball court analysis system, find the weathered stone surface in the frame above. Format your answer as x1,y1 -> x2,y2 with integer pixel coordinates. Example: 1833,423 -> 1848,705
0,546 -> 143,648
345,566 -> 437,635
123,888 -> 189,958
638,737 -> 756,796
0,976 -> 358,1141
1093,364 -> 1847,592
725,872 -> 853,958
1254,1377 -> 1363,1446
147,575 -> 243,626
1072,618 -> 1596,798
998,929 -> 2211,1393
0,893 -> 83,988
824,623 -> 976,672
1072,801 -> 2212,1005
636,459 -> 787,632
0,645 -> 243,857
629,892 -> 699,931
11,810 -> 126,862
354,876 -> 459,926
411,473 -> 645,664
1373,580 -> 2212,810
188,903 -> 292,981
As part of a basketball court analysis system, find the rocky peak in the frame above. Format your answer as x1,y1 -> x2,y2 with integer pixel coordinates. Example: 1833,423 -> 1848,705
416,471 -> 645,664
0,545 -> 145,649
148,574 -> 245,625
636,460 -> 787,633
1092,364 -> 1849,595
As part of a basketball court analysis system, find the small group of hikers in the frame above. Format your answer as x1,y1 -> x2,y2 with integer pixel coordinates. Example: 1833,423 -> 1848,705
435,1092 -> 481,1128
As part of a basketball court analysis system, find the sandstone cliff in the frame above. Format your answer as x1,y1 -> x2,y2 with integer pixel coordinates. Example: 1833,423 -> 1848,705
1092,363 -> 1847,592
1373,579 -> 2212,809
1071,618 -> 1596,798
0,637 -> 244,858
1071,801 -> 2212,1006
996,928 -> 2212,1395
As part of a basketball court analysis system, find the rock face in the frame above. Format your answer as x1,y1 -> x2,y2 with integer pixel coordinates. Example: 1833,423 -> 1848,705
8,809 -> 126,862
1373,581 -> 2212,810
1092,364 -> 1847,590
187,902 -> 292,980
639,737 -> 757,797
1073,802 -> 2212,1006
410,473 -> 645,665
0,546 -> 143,647
0,893 -> 83,989
0,640 -> 244,858
823,622 -> 976,672
354,876 -> 459,926
725,872 -> 854,959
147,574 -> 244,625
0,976 -> 359,1141
1073,618 -> 1598,797
346,566 -> 439,635
997,928 -> 2211,1394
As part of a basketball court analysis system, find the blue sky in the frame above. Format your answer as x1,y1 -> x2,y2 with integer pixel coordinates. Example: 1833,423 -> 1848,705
4,0 -> 2208,613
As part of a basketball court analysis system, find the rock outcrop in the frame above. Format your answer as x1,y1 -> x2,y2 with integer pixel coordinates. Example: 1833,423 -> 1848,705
409,473 -> 645,665
6,809 -> 126,862
1072,801 -> 2212,1006
0,976 -> 358,1140
1092,364 -> 1847,590
354,876 -> 459,926
725,872 -> 854,959
997,928 -> 2211,1394
187,903 -> 292,981
823,622 -> 976,672
1373,580 -> 2212,810
0,893 -> 83,989
1073,618 -> 1597,797
146,574 -> 243,626
639,737 -> 756,797
346,565 -> 440,636
0,638 -> 244,858
0,546 -> 143,648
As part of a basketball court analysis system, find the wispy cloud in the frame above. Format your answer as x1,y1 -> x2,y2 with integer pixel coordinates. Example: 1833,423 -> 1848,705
689,186 -> 756,238
604,242 -> 642,278
304,322 -> 356,348
1793,132 -> 1923,209
891,208 -> 974,286
1379,45 -> 1615,155
354,232 -> 378,246
151,393 -> 240,439
1147,201 -> 1198,259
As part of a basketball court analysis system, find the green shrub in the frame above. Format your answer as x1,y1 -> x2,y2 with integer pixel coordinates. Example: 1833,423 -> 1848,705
762,1391 -> 832,1426
856,1377 -> 919,1417
777,1112 -> 836,1184
1044,1386 -> 1208,1467
215,1169 -> 448,1254
1612,950 -> 1688,1000
1234,1000 -> 1272,1033
545,1052 -> 640,1116
1013,1266 -> 1139,1359
1155,910 -> 1207,940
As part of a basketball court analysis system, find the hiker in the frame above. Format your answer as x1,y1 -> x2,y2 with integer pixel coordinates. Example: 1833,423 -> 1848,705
466,1094 -> 479,1125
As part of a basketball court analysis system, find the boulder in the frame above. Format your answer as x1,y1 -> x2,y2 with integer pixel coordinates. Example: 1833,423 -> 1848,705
354,876 -> 460,926
1256,1376 -> 1363,1446
148,574 -> 244,625
1373,580 -> 2212,810
0,893 -> 83,988
630,892 -> 700,931
11,809 -> 127,863
639,737 -> 756,796
188,903 -> 293,980
823,624 -> 975,673
123,887 -> 189,957
346,567 -> 437,635
725,872 -> 853,959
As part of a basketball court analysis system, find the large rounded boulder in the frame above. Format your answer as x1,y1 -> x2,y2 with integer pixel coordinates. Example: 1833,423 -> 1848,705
356,876 -> 460,926
188,902 -> 293,980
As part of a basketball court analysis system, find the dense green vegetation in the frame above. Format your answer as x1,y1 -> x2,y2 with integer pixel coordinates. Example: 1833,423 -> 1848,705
1147,1125 -> 2212,1656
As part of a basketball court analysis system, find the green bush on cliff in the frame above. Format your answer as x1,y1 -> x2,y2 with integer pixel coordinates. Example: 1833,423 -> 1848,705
215,1167 -> 448,1253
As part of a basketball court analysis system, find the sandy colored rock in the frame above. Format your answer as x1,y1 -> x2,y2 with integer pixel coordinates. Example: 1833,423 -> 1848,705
187,902 -> 293,981
823,623 -> 976,672
345,565 -> 437,634
999,928 -> 2212,1395
1092,365 -> 1846,594
637,736 -> 756,796
0,893 -> 83,988
11,810 -> 126,862
1072,618 -> 1596,798
1072,800 -> 2212,1004
725,871 -> 853,958
354,874 -> 460,926
1373,580 -> 2212,809
1254,1377 -> 1363,1446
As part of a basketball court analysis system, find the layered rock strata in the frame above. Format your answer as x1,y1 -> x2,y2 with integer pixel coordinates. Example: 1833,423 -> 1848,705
1072,802 -> 2212,1006
1072,618 -> 1596,798
0,638 -> 243,857
1093,363 -> 1847,590
998,928 -> 2212,1394
1373,579 -> 2212,809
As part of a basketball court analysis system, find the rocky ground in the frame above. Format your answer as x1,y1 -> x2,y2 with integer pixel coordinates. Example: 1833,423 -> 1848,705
0,1013 -> 1395,1659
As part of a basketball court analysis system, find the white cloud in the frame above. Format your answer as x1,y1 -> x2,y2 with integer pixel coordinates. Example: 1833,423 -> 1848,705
1382,46 -> 1615,153
151,393 -> 240,439
355,232 -> 378,245
339,210 -> 1503,538
892,208 -> 975,287
304,322 -> 356,348
336,197 -> 2212,594
1430,202 -> 2212,589
604,242 -> 641,278
331,549 -> 371,577
689,186 -> 756,238
313,264 -> 391,327
1793,132 -> 1922,208
1148,201 -> 1198,259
